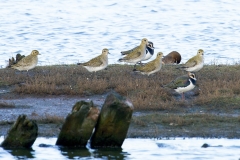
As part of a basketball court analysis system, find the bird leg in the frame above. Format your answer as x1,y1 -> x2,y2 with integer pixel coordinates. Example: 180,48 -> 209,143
133,63 -> 137,69
181,92 -> 185,100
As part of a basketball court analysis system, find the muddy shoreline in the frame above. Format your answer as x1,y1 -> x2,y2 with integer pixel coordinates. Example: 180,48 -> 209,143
1,64 -> 240,138
1,91 -> 240,139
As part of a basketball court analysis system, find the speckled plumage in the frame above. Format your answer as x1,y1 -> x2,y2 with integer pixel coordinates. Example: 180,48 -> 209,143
133,52 -> 163,76
79,48 -> 109,72
11,50 -> 40,71
118,38 -> 148,64
121,41 -> 154,62
179,49 -> 204,72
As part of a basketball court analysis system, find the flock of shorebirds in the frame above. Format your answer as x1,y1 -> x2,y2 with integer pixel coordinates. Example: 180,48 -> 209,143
8,38 -> 204,100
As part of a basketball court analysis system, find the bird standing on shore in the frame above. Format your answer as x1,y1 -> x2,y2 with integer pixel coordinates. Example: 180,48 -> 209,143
11,50 -> 40,71
78,48 -> 110,72
133,52 -> 163,76
121,41 -> 155,63
118,38 -> 148,69
178,49 -> 204,72
163,72 -> 197,100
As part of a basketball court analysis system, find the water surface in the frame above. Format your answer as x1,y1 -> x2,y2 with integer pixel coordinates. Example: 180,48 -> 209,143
0,137 -> 240,159
0,0 -> 240,68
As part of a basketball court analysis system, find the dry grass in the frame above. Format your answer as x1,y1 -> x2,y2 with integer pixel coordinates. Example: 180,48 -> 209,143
35,114 -> 65,124
1,64 -> 240,111
132,113 -> 240,127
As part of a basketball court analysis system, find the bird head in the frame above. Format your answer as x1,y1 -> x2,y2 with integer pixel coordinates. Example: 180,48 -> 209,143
188,72 -> 197,80
102,48 -> 110,55
147,41 -> 154,49
31,50 -> 40,56
157,52 -> 163,58
197,49 -> 204,56
141,38 -> 148,46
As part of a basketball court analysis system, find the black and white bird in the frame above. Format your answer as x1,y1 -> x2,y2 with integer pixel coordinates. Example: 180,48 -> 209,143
163,72 -> 197,100
121,41 -> 154,63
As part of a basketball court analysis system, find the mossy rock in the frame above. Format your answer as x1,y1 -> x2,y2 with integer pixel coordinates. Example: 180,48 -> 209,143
90,92 -> 134,148
56,101 -> 99,147
1,115 -> 38,148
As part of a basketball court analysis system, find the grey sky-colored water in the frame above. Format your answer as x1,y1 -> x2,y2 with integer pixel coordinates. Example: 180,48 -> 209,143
0,0 -> 240,68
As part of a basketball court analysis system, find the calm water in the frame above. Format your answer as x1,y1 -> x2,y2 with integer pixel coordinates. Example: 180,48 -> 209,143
0,137 -> 240,159
0,0 -> 240,68
1,1 -> 240,159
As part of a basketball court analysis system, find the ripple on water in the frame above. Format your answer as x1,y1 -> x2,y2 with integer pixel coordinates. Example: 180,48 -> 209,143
0,0 -> 240,66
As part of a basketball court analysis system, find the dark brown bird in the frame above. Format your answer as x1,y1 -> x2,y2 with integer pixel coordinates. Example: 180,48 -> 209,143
162,51 -> 181,64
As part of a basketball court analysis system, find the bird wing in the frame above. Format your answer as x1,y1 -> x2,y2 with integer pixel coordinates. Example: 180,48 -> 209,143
123,47 -> 142,59
164,75 -> 189,89
82,56 -> 103,67
137,61 -> 156,72
12,55 -> 33,67
121,46 -> 138,55
183,56 -> 197,68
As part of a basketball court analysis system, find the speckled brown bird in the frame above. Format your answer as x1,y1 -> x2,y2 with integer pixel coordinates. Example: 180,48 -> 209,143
178,49 -> 204,72
121,41 -> 155,62
11,50 -> 40,71
78,48 -> 110,72
118,38 -> 148,68
133,52 -> 163,76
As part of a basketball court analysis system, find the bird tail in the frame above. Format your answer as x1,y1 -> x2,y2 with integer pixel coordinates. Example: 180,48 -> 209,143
118,58 -> 125,62
176,65 -> 185,70
121,51 -> 127,55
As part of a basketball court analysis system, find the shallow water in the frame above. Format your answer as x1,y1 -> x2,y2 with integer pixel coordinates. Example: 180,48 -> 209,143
0,137 -> 240,159
0,0 -> 240,68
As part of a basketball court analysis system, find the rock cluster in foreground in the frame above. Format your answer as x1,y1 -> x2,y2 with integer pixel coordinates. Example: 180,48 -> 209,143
0,92 -> 133,149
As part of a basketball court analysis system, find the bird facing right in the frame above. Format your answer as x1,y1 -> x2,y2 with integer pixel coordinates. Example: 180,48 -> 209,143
133,52 -> 163,76
163,72 -> 197,100
11,50 -> 40,71
78,48 -> 109,72
178,49 -> 204,72
121,41 -> 155,62
118,38 -> 148,68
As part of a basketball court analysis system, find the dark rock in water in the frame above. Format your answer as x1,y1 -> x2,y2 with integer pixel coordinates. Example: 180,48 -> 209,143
201,143 -> 223,148
90,92 -> 134,148
1,115 -> 38,148
39,143 -> 53,147
7,53 -> 25,68
162,51 -> 181,64
56,101 -> 99,147
201,143 -> 210,148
